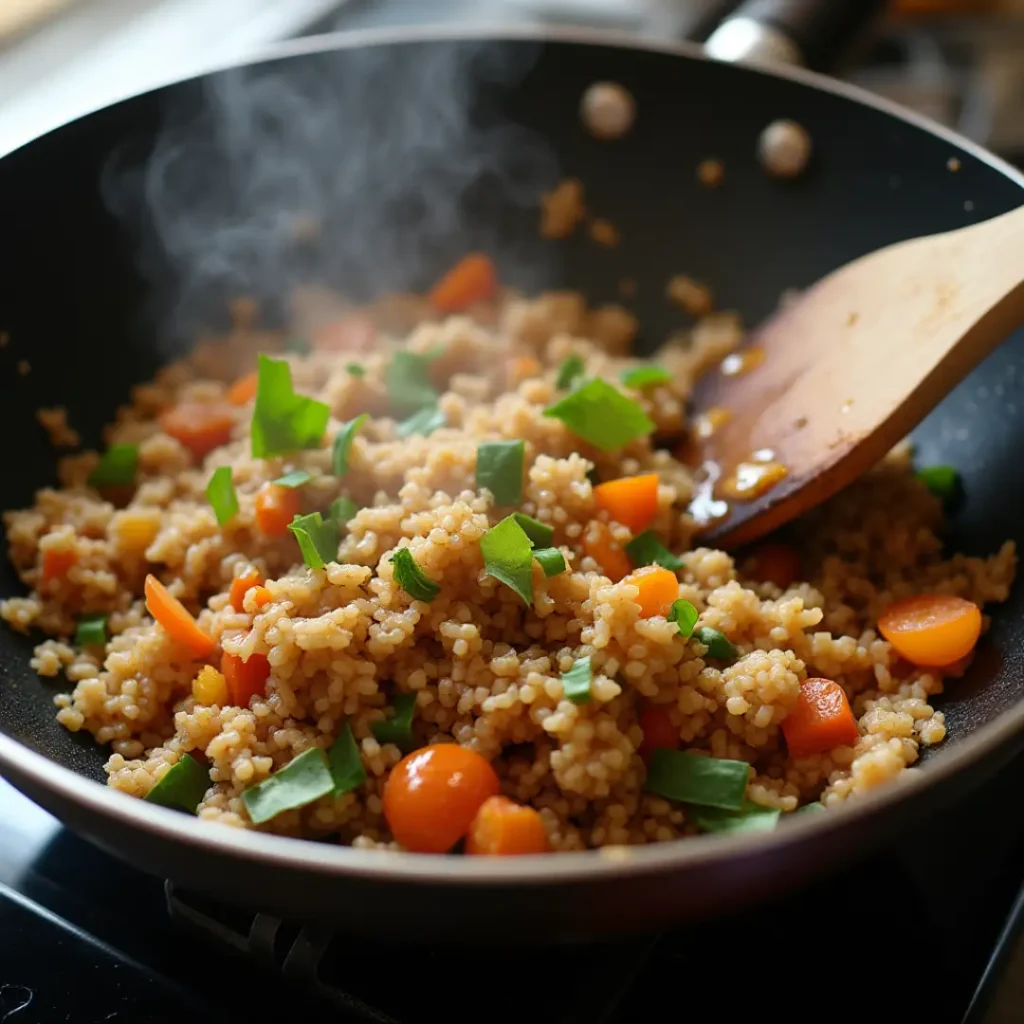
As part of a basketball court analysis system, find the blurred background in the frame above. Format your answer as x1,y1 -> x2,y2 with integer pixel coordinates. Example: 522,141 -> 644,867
0,0 -> 1022,163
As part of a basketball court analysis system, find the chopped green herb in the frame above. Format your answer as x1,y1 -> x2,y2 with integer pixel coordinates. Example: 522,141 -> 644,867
75,613 -> 108,647
288,512 -> 339,569
241,747 -> 334,824
544,378 -> 655,453
511,512 -> 553,548
287,335 -> 311,355
251,355 -> 330,458
797,801 -> 826,815
328,496 -> 358,530
621,365 -> 672,390
345,363 -> 366,377
625,530 -> 685,571
476,440 -> 525,506
205,465 -> 238,525
144,754 -> 209,815
917,464 -> 960,503
386,350 -> 439,414
390,547 -> 441,603
692,626 -> 738,661
555,354 -> 586,390
88,444 -> 139,487
644,749 -> 749,810
332,414 -> 369,476
371,692 -> 417,749
397,407 -> 446,438
690,799 -> 780,835
480,515 -> 534,606
667,599 -> 699,638
534,547 -> 566,577
561,655 -> 592,705
273,469 -> 312,488
327,721 -> 366,795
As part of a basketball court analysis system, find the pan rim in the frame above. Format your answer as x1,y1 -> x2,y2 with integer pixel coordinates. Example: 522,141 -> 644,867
1,23 -> 1023,886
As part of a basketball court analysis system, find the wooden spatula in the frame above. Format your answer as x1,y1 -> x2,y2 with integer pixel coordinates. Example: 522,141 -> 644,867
691,203 -> 1024,549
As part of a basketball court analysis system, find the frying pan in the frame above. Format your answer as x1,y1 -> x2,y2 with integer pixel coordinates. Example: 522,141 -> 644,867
1,11 -> 1023,944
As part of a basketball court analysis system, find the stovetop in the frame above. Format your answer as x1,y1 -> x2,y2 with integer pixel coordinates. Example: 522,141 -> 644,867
2,753 -> 1023,1024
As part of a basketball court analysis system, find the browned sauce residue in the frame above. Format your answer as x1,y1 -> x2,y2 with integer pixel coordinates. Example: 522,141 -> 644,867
720,346 -> 765,377
719,459 -> 789,502
692,406 -> 732,441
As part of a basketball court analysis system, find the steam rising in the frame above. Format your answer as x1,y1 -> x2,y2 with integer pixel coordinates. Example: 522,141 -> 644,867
103,38 -> 560,347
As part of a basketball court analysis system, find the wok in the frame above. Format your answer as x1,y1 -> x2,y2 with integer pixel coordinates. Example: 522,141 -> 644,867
0,19 -> 1023,943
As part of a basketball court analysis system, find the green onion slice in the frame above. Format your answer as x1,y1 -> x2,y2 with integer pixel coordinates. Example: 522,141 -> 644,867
397,407 -> 446,438
480,515 -> 534,606
371,692 -> 417,749
327,721 -> 366,795
621,365 -> 672,390
328,496 -> 358,530
332,414 -> 369,476
668,599 -> 699,638
644,749 -> 749,810
476,440 -> 525,506
144,754 -> 209,815
273,469 -> 312,488
534,547 -> 566,577
241,747 -> 334,824
625,530 -> 684,571
917,464 -> 959,503
555,354 -> 586,390
386,351 -> 439,414
511,512 -> 553,548
75,613 -> 108,647
345,363 -> 366,377
88,444 -> 139,487
288,512 -> 339,569
692,626 -> 738,661
690,799 -> 780,835
205,465 -> 239,525
561,655 -> 592,705
251,355 -> 330,458
544,378 -> 655,453
390,547 -> 441,603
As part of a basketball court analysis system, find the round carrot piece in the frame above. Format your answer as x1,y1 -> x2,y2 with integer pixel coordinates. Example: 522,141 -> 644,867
623,565 -> 679,618
878,594 -> 982,667
144,574 -> 215,660
383,744 -> 500,853
226,372 -> 258,406
254,483 -> 302,538
159,401 -> 235,461
466,796 -> 550,856
221,650 -> 271,707
593,474 -> 659,533
229,567 -> 263,610
748,542 -> 801,590
637,704 -> 679,763
782,678 -> 860,758
41,547 -> 77,584
429,254 -> 498,314
582,523 -> 632,582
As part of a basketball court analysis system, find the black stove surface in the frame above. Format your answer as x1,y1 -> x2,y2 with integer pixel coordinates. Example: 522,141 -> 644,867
1,761 -> 1023,1024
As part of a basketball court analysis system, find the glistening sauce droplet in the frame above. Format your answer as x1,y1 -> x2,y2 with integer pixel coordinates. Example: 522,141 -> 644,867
689,460 -> 729,527
720,347 -> 765,377
719,459 -> 789,501
692,406 -> 732,441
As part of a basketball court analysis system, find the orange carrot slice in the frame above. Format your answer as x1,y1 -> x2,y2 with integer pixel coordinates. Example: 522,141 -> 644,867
254,483 -> 302,538
41,547 -> 77,584
226,372 -> 258,406
637,704 -> 679,763
249,586 -> 272,609
623,565 -> 678,618
159,401 -> 235,460
878,594 -> 982,667
594,474 -> 659,533
221,650 -> 270,707
229,567 -> 263,611
782,678 -> 860,758
429,254 -> 498,313
465,796 -> 550,856
582,523 -> 632,582
144,574 -> 215,659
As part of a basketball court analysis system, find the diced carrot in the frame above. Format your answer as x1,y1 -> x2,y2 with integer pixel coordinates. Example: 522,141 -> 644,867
429,253 -> 498,313
506,356 -> 542,387
465,796 -> 550,856
748,542 -> 801,590
221,650 -> 271,707
254,483 -> 302,537
41,547 -> 77,584
159,400 -> 235,461
144,574 -> 215,660
623,565 -> 679,618
878,594 -> 982,667
593,474 -> 659,533
249,586 -> 272,609
229,567 -> 263,611
226,372 -> 258,406
193,665 -> 229,706
582,523 -> 632,582
782,678 -> 860,758
638,704 -> 679,763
